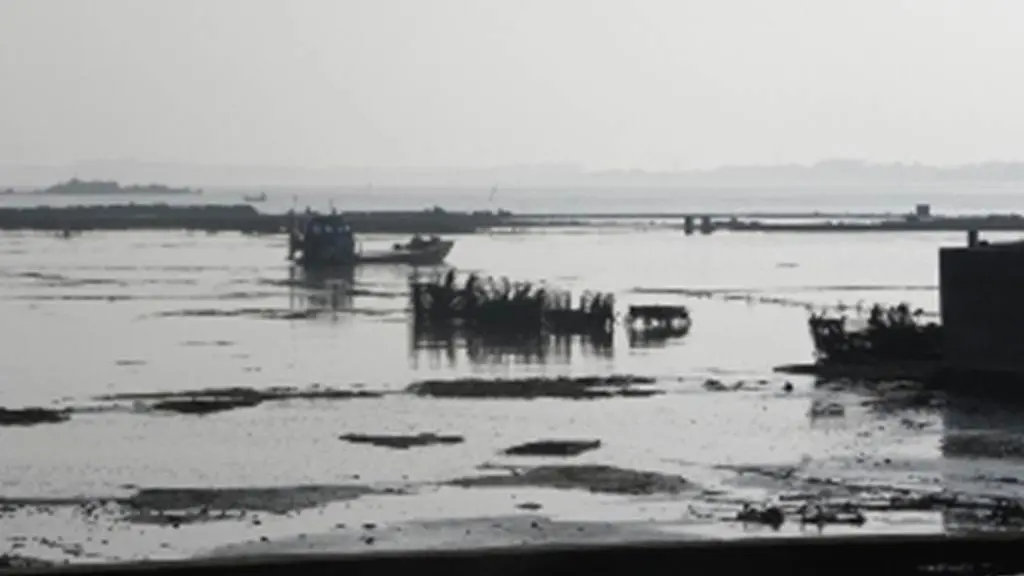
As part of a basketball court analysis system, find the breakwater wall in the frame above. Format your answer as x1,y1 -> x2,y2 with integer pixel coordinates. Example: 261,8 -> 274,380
0,205 -> 503,235
5,203 -> 1024,235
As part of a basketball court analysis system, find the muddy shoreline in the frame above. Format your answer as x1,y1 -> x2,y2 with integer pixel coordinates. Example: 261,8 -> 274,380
6,462 -> 1024,567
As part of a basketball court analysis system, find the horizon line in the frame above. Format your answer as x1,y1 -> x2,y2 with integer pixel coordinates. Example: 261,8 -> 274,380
6,158 -> 1024,172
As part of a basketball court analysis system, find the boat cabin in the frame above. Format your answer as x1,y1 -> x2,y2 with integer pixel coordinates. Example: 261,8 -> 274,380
292,213 -> 358,265
303,214 -> 353,238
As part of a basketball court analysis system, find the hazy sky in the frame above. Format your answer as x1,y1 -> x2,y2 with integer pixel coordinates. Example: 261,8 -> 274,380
1,0 -> 1021,170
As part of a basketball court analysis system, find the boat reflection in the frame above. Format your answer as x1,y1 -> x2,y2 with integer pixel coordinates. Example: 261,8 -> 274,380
287,265 -> 356,313
409,323 -> 613,368
627,325 -> 692,349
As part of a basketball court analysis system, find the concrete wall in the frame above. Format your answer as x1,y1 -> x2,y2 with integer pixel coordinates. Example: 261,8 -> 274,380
940,243 -> 1024,374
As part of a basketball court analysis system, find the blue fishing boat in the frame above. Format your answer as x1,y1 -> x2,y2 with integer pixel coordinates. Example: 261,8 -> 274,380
287,211 -> 454,267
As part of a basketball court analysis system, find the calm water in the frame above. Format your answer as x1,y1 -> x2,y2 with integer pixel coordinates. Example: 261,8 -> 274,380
2,226 -> 1024,562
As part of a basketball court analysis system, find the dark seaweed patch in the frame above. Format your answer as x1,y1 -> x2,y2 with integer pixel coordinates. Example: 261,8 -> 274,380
181,340 -> 235,347
0,484 -> 403,530
151,397 -> 263,415
449,465 -> 692,495
0,407 -> 70,427
94,385 -> 386,416
153,307 -> 393,320
502,440 -> 601,457
406,375 -> 660,400
15,271 -> 126,287
126,485 -> 387,516
339,433 -> 464,450
0,554 -> 57,569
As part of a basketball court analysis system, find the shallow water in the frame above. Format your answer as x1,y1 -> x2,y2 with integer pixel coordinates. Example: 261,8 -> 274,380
2,228 -> 1024,563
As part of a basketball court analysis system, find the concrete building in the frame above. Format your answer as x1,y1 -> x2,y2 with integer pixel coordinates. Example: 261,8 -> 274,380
939,232 -> 1024,375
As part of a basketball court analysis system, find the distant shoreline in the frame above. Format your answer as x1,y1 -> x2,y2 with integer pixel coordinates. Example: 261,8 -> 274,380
2,178 -> 203,197
32,189 -> 202,196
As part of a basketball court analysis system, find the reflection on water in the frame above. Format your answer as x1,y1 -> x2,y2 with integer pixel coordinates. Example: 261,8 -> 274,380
939,393 -> 1024,533
627,326 -> 692,349
287,265 -> 356,312
409,323 -> 613,368
288,264 -> 357,290
941,395 -> 1024,460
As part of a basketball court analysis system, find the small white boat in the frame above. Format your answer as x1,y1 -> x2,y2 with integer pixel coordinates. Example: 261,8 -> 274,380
359,236 -> 455,265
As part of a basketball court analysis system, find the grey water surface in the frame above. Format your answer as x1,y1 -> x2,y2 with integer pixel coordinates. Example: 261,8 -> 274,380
1,227 -> 1021,562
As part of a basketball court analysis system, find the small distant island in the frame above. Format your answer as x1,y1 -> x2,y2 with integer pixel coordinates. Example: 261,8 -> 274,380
33,178 -> 202,196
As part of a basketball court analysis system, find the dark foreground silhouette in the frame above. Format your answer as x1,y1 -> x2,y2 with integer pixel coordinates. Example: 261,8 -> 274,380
6,534 -> 1024,576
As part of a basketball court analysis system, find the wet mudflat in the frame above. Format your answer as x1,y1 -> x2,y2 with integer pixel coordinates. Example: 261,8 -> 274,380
3,229 -> 1024,564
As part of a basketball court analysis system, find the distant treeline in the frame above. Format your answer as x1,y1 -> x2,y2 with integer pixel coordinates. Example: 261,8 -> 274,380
33,178 -> 201,195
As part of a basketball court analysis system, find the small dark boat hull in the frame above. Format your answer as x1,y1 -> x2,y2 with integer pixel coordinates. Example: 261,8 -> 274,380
299,241 -> 454,268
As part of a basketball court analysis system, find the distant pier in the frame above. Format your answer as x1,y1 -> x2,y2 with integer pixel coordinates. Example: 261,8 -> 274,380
719,216 -> 1024,234
507,205 -> 1024,234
